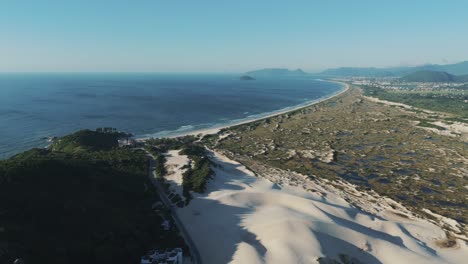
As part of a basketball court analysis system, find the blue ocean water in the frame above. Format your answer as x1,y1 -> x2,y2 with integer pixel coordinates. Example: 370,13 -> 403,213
0,73 -> 343,159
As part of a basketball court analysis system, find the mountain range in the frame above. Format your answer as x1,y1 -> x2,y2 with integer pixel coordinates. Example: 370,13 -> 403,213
319,61 -> 468,77
245,61 -> 468,79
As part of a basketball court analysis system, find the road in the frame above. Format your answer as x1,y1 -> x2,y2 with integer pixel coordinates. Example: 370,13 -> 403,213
146,151 -> 202,264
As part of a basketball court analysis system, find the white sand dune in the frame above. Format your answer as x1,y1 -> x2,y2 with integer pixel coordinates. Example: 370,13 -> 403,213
163,150 -> 190,199
175,151 -> 467,264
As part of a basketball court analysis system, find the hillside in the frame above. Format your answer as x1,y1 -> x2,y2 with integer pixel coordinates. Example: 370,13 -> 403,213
320,61 -> 468,77
400,70 -> 468,82
456,74 -> 468,82
320,67 -> 401,77
245,68 -> 309,78
0,131 -> 184,264
400,70 -> 457,82
51,129 -> 130,153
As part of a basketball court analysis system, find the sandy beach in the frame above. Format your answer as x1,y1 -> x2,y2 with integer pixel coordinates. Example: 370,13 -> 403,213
139,80 -> 350,140
171,150 -> 467,264
153,80 -> 467,263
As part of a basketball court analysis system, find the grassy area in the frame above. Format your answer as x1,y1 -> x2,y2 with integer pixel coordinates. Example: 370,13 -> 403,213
417,121 -> 447,130
214,87 -> 467,224
180,144 -> 213,199
145,136 -> 197,153
361,85 -> 468,117
445,116 -> 468,124
0,131 -> 185,264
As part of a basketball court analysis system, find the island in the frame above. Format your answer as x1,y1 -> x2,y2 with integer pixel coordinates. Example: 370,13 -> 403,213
239,75 -> 255,80
245,68 -> 308,78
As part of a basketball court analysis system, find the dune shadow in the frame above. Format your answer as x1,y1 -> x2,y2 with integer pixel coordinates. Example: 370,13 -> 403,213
175,152 -> 271,263
397,223 -> 438,256
316,207 -> 406,248
219,183 -> 246,191
313,230 -> 383,264
181,198 -> 267,263
184,151 -> 395,263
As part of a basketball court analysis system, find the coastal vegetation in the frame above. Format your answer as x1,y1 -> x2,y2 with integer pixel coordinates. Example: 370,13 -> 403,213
145,137 -> 214,203
145,136 -> 197,153
416,120 -> 447,130
180,144 -> 213,199
154,153 -> 168,178
212,87 -> 467,226
361,85 -> 468,118
0,130 -> 185,264
51,128 -> 131,152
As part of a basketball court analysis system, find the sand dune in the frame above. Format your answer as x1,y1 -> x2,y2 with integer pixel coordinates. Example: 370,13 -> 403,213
175,151 -> 467,264
163,150 -> 190,199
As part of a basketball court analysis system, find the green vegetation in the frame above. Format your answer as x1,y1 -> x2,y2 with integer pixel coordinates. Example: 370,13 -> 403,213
145,136 -> 196,153
417,121 -> 447,130
400,70 -> 458,82
51,129 -> 130,153
445,117 -> 468,124
145,136 -> 198,182
0,131 -> 184,264
362,85 -> 468,117
180,145 -> 213,197
154,153 -> 167,178
145,137 -> 214,203
215,87 -> 467,224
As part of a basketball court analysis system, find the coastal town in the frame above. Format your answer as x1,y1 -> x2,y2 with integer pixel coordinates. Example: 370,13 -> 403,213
339,76 -> 468,91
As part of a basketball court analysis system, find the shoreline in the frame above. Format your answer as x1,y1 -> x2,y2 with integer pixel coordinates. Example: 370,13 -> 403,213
138,80 -> 350,140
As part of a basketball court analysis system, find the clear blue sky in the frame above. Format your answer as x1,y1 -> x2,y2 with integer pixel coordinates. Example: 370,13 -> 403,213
2,0 -> 468,72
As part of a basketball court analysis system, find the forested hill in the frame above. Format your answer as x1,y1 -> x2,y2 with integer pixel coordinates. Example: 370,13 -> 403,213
400,70 -> 468,82
0,129 -> 184,264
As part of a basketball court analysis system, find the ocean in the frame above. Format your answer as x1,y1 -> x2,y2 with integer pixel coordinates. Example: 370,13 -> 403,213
0,73 -> 343,159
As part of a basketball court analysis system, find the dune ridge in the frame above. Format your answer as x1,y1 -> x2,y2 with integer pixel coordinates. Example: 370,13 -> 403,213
173,150 -> 467,263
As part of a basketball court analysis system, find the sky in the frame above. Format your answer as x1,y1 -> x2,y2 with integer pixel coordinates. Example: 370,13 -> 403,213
2,0 -> 468,73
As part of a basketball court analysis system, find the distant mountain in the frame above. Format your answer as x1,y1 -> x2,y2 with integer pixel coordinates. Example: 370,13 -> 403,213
400,70 -> 468,82
320,67 -> 405,77
400,71 -> 456,82
436,61 -> 468,75
320,61 -> 468,77
245,68 -> 309,78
